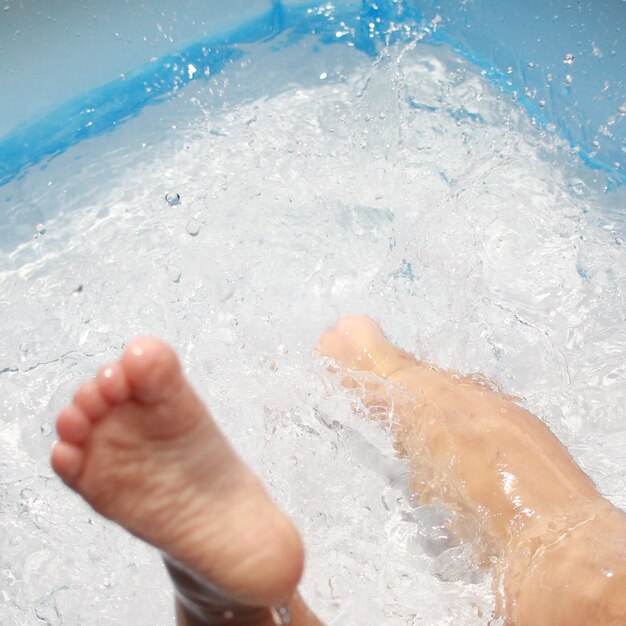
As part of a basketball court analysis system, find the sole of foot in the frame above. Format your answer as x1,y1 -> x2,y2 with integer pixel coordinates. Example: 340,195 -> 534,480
52,337 -> 304,607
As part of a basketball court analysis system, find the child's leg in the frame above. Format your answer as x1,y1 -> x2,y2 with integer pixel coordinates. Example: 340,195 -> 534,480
318,316 -> 626,625
51,338 -> 322,626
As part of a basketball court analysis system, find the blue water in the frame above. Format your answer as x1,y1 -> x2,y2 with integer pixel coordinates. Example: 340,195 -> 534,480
1,0 -> 624,188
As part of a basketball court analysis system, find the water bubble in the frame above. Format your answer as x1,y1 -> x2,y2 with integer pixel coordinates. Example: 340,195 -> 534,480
186,218 -> 201,236
165,191 -> 181,206
563,74 -> 573,86
20,488 -> 36,500
563,53 -> 575,64
36,223 -> 46,235
506,66 -> 513,74
538,99 -> 546,108
601,568 -> 614,578
379,111 -> 386,120
615,237 -> 624,247
40,422 -> 53,437
319,72 -> 328,80
277,344 -> 288,355
527,61 -> 536,69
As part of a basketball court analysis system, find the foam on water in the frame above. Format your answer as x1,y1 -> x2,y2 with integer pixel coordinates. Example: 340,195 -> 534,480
1,27 -> 625,626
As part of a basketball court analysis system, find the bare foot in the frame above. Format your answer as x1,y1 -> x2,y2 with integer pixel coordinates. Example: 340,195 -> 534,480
317,315 -> 417,380
52,338 -> 304,607
318,316 -> 626,626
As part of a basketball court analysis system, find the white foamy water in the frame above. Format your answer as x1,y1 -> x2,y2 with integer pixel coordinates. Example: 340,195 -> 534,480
1,30 -> 625,626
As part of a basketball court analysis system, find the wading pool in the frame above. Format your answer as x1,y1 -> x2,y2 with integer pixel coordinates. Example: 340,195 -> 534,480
1,2 -> 625,625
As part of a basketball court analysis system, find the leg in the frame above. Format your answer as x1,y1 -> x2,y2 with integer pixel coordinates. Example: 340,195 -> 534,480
52,338 -> 323,626
318,316 -> 626,626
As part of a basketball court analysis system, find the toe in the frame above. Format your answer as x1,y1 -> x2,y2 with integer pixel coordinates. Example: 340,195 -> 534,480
56,405 -> 92,445
74,381 -> 110,422
121,337 -> 183,404
96,362 -> 131,404
51,441 -> 85,485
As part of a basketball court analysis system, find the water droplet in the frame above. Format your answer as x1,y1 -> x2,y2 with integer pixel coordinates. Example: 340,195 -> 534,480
563,74 -> 573,86
615,237 -> 624,247
506,66 -> 513,74
538,99 -> 546,108
379,111 -> 386,120
36,223 -> 46,235
166,265 -> 182,282
601,568 -> 614,578
165,191 -> 181,206
40,422 -> 53,436
364,113 -> 372,122
186,218 -> 201,236
277,344 -> 288,355
570,179 -> 585,195
563,53 -> 575,64
319,72 -> 328,80
527,61 -> 536,69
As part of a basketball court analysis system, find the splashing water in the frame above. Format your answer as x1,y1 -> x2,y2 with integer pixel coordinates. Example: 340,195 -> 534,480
1,27 -> 625,626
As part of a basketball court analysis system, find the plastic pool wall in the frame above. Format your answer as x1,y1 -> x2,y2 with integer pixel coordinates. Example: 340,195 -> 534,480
0,0 -> 624,189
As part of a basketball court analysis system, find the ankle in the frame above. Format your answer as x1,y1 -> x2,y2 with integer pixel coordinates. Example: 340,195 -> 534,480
370,347 -> 418,379
166,556 -> 293,626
